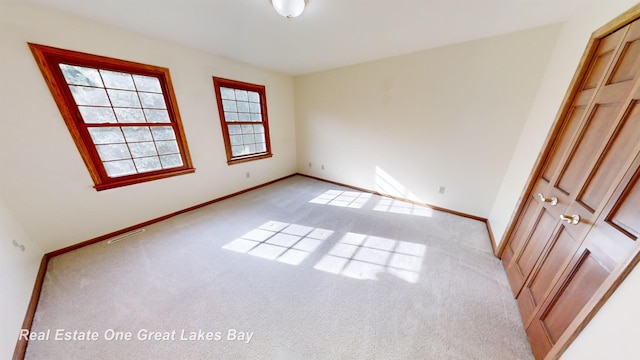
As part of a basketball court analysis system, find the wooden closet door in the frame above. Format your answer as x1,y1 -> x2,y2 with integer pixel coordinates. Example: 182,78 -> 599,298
528,147 -> 640,359
502,25 -> 628,296
501,18 -> 640,360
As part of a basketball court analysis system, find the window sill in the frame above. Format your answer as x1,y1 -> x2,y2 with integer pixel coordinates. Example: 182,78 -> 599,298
227,153 -> 273,165
94,168 -> 196,191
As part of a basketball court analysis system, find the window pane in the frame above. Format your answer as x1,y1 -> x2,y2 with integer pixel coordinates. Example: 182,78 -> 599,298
133,156 -> 162,173
69,86 -> 110,106
256,133 -> 266,143
139,92 -> 166,109
107,89 -> 141,107
235,90 -> 248,101
156,140 -> 179,155
160,154 -> 183,168
96,143 -> 131,161
129,142 -> 158,157
228,125 -> 242,135
224,111 -> 238,121
114,108 -> 145,123
256,143 -> 266,152
250,113 -> 262,121
248,144 -> 256,153
222,99 -> 237,112
88,127 -> 125,144
241,124 -> 253,133
122,127 -> 152,142
151,126 -> 176,140
220,87 -> 235,100
144,109 -> 170,123
237,101 -> 250,113
103,159 -> 136,177
249,102 -> 261,113
100,70 -> 135,90
238,113 -> 251,121
243,134 -> 255,144
59,64 -> 103,87
248,91 -> 260,102
253,124 -> 264,133
230,135 -> 243,145
132,75 -> 162,93
78,106 -> 117,124
231,145 -> 246,156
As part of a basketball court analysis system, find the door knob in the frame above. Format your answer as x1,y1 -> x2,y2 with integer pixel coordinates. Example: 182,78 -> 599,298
538,193 -> 558,206
560,214 -> 580,225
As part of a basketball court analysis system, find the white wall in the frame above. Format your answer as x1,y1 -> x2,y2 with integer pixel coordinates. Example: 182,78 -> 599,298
484,0 -> 640,358
0,1 -> 297,252
294,25 -> 561,218
0,197 -> 44,359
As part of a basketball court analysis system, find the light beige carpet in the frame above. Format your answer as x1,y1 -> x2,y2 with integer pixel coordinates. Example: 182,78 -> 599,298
25,176 -> 533,359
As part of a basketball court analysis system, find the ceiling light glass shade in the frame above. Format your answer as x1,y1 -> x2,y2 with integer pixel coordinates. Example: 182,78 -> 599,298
271,0 -> 307,18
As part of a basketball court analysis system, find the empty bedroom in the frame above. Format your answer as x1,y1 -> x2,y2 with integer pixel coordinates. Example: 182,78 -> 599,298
1,0 -> 639,359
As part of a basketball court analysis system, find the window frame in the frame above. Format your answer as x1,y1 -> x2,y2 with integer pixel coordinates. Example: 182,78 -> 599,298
212,77 -> 273,165
29,43 -> 195,191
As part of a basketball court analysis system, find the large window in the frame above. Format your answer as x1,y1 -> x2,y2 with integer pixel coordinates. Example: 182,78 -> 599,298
29,43 -> 194,190
212,77 -> 272,164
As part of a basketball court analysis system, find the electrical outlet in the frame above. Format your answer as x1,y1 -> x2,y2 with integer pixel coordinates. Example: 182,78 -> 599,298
246,172 -> 250,178
439,186 -> 446,194
308,162 -> 312,168
321,165 -> 325,170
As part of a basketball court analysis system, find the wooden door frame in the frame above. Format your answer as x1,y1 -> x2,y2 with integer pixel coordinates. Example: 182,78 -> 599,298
496,3 -> 640,359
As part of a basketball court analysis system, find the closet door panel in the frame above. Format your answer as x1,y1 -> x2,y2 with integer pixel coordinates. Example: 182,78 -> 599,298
608,23 -> 640,83
537,246 -> 612,344
555,103 -> 622,196
578,102 -> 640,212
540,106 -> 587,183
506,206 -> 558,294
502,197 -> 542,272
527,229 -> 579,309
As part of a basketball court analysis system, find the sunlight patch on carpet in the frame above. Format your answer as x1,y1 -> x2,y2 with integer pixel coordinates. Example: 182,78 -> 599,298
222,221 -> 334,265
314,232 -> 426,283
309,189 -> 372,208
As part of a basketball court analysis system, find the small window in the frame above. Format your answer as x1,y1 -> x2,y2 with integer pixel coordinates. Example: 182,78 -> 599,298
212,77 -> 272,164
29,43 -> 194,190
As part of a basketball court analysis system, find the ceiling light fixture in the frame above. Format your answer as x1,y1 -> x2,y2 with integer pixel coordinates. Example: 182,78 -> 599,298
271,0 -> 307,19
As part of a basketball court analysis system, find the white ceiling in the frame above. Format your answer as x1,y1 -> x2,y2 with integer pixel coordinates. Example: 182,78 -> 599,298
21,0 -> 591,75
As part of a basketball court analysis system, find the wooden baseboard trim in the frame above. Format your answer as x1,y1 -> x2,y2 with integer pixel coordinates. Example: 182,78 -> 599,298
296,174 -> 501,257
13,255 -> 48,360
485,220 -> 500,258
46,174 -> 296,258
496,229 -> 510,258
296,173 -> 488,222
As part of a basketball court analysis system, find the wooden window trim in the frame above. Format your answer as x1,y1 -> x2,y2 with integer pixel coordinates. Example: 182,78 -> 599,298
29,43 -> 195,191
212,77 -> 273,165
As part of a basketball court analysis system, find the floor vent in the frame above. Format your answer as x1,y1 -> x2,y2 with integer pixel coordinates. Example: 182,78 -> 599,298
107,229 -> 145,244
